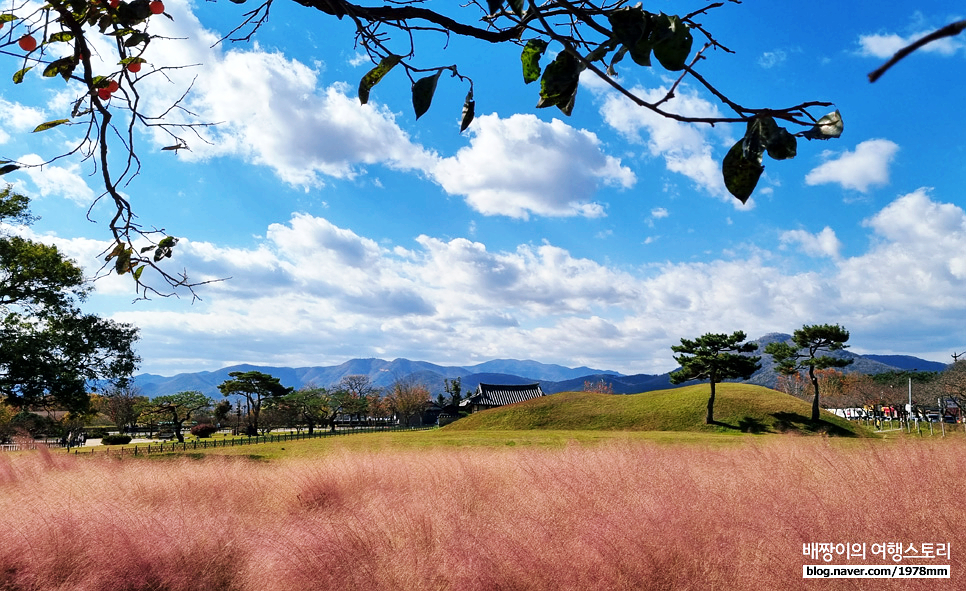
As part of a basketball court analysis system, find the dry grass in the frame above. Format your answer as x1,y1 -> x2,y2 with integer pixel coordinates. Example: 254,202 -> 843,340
0,438 -> 963,590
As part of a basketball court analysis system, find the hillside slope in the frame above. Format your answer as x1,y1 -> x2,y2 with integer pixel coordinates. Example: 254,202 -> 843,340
443,384 -> 872,437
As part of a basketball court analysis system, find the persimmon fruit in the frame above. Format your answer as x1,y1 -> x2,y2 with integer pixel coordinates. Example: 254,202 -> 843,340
18,34 -> 37,52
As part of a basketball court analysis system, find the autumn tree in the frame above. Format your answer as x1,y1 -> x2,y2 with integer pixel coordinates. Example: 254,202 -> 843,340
765,324 -> 853,422
386,379 -> 430,427
938,361 -> 966,403
669,331 -> 760,425
332,375 -> 379,424
147,390 -> 212,443
0,0 -> 851,296
0,187 -> 139,413
0,403 -> 15,443
218,371 -> 292,435
583,379 -> 614,394
94,382 -> 147,432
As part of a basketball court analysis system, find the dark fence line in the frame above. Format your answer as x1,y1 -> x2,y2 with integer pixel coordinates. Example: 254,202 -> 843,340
70,424 -> 436,456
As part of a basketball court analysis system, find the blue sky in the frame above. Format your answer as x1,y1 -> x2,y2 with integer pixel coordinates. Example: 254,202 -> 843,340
2,0 -> 965,376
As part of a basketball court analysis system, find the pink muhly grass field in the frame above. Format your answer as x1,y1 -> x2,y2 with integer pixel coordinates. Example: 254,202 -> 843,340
0,439 -> 963,590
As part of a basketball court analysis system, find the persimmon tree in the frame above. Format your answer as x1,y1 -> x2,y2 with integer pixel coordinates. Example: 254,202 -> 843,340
0,0 -> 848,296
669,330 -> 760,424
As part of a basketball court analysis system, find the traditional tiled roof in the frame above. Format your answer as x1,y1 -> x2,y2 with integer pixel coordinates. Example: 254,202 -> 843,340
460,383 -> 545,408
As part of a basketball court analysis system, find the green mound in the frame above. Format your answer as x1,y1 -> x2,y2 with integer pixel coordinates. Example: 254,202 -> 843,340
444,384 -> 872,437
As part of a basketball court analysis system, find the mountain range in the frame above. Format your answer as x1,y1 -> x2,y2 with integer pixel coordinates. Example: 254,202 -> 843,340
130,333 -> 949,399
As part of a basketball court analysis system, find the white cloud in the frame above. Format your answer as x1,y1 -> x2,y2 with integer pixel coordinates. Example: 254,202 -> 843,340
758,50 -> 788,68
780,227 -> 842,259
598,84 -> 735,203
15,154 -> 96,205
128,0 -> 435,189
44,189 -> 961,376
0,99 -> 45,143
805,139 -> 899,192
834,189 -> 966,346
858,30 -> 964,59
432,114 -> 634,219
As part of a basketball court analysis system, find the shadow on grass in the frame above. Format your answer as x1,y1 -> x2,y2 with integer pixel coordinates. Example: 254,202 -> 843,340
771,412 -> 859,437
711,417 -> 768,434
711,413 -> 859,437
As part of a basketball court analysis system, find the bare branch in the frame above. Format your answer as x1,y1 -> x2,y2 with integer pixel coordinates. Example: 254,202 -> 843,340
869,20 -> 966,83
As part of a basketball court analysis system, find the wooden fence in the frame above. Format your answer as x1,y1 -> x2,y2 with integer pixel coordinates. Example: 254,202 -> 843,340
69,424 -> 436,456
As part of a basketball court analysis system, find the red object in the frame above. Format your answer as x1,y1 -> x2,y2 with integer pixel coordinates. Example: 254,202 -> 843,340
18,35 -> 37,52
97,88 -> 112,101
106,80 -> 120,93
149,0 -> 164,14
127,62 -> 142,73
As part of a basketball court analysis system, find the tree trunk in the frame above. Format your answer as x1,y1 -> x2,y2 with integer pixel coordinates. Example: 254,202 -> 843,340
809,367 -> 820,422
706,381 -> 716,424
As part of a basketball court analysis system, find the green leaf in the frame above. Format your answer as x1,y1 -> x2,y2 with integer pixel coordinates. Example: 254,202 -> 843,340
133,265 -> 145,281
521,39 -> 548,84
105,242 -> 126,262
48,31 -> 74,43
506,0 -> 523,17
608,7 -> 652,67
0,164 -> 20,176
486,0 -> 503,16
140,245 -> 157,254
803,109 -> 844,140
460,89 -> 475,133
116,0 -> 153,26
229,0 -> 248,3
537,51 -> 580,115
123,32 -> 151,47
42,57 -> 78,81
765,127 -> 797,160
154,236 -> 179,261
741,116 -> 797,162
358,54 -> 401,105
32,119 -> 70,133
722,140 -> 764,204
114,248 -> 132,275
0,14 -> 16,24
651,14 -> 693,71
13,66 -> 32,84
412,71 -> 442,120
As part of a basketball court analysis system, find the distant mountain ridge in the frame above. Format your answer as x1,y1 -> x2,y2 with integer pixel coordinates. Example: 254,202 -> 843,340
130,337 -> 947,399
132,358 -> 623,399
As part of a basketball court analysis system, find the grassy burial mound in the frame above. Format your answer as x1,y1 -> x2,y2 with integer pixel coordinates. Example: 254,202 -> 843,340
445,383 -> 872,437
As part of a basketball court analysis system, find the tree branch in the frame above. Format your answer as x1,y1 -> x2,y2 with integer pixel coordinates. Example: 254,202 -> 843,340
868,20 -> 966,83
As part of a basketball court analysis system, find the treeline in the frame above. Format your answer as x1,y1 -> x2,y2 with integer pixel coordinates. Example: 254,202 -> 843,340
776,364 -> 966,419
